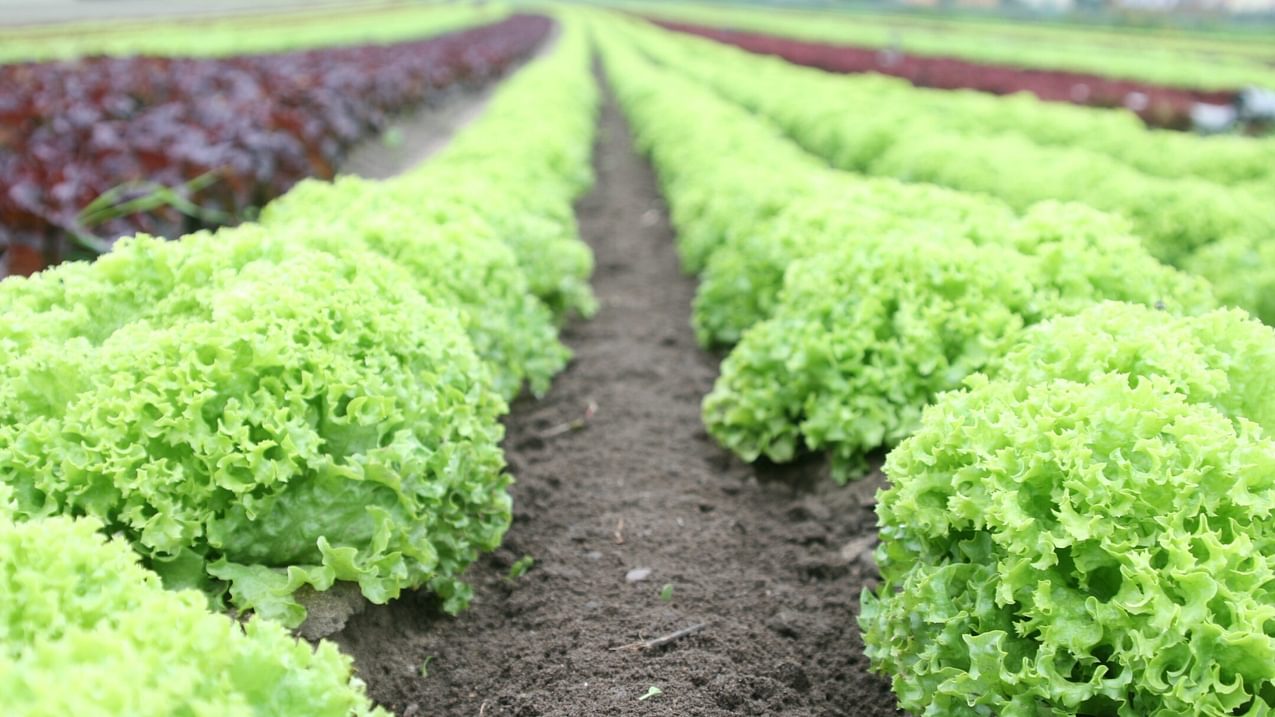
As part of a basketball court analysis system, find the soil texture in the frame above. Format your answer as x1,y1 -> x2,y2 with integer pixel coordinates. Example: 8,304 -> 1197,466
331,81 -> 900,717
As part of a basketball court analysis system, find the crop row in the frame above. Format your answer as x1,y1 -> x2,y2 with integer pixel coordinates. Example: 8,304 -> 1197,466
600,14 -> 1214,480
0,13 -> 549,276
822,8 -> 1275,62
624,22 -> 1275,324
599,15 -> 1275,714
631,19 -> 1275,191
0,492 -> 390,716
638,3 -> 1275,91
0,17 -> 597,715
0,3 -> 507,63
651,18 -> 1233,129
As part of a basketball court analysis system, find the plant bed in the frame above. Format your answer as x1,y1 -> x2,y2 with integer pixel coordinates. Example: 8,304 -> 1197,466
324,85 -> 899,717
0,14 -> 550,276
651,18 -> 1237,129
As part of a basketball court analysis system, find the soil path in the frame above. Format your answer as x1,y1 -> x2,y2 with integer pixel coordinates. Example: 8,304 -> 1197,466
331,81 -> 900,717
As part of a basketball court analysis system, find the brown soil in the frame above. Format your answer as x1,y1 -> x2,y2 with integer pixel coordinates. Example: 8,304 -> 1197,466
330,82 -> 901,717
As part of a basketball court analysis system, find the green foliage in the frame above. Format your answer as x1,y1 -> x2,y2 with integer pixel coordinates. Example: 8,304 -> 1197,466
863,372 -> 1275,716
641,2 -> 1275,92
1186,234 -> 1275,326
625,23 -> 1275,268
264,170 -> 595,324
702,235 -> 1038,479
0,511 -> 387,716
1,220 -> 567,401
668,168 -> 819,276
0,246 -> 510,625
604,33 -> 824,275
602,23 -> 1215,480
508,555 -> 535,580
406,173 -> 597,320
604,16 -> 1275,716
989,201 -> 1217,315
867,132 -> 1271,265
420,24 -> 599,318
989,301 -> 1275,431
0,4 -> 504,62
0,18 -> 599,630
692,179 -> 1014,346
878,86 -> 1275,187
261,25 -> 598,325
863,303 -> 1275,714
638,686 -> 664,701
255,184 -> 570,399
701,220 -> 1213,479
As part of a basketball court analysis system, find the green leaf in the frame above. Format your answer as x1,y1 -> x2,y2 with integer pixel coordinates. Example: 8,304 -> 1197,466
638,686 -> 663,702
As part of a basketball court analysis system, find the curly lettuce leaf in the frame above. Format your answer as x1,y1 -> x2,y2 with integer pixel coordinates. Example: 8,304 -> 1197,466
865,373 -> 1275,716
0,512 -> 389,716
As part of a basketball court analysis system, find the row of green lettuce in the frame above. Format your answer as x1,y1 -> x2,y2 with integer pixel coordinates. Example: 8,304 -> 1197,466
625,18 -> 1275,193
0,18 -> 597,715
628,22 -> 1275,325
627,1 -> 1275,91
601,16 -> 1213,477
0,483 -> 390,716
598,17 -> 1275,716
778,5 -> 1275,61
706,55 -> 1275,191
0,3 -> 505,62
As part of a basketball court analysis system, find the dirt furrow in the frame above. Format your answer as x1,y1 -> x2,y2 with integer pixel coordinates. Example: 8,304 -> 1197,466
331,79 -> 899,717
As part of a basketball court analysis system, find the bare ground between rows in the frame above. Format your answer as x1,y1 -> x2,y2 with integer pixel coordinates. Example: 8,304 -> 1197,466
329,78 -> 900,716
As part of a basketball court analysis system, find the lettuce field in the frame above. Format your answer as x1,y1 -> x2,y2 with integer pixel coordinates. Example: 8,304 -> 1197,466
3,3 -> 1275,716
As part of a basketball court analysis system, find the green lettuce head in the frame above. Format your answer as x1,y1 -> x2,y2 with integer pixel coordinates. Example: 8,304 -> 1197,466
864,371 -> 1275,716
0,512 -> 388,716
0,247 -> 510,626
